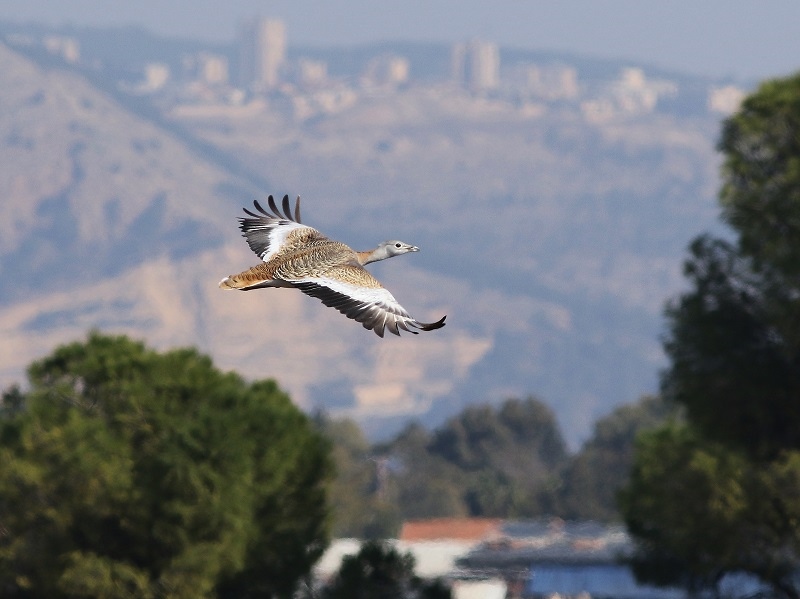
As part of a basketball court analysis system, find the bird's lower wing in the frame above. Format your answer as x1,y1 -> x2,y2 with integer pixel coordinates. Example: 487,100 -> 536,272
289,269 -> 445,337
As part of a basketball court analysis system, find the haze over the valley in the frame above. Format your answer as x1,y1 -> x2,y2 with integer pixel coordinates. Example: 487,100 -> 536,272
1,3 -> 796,446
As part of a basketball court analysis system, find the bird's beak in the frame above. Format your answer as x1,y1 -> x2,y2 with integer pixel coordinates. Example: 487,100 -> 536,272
409,245 -> 420,252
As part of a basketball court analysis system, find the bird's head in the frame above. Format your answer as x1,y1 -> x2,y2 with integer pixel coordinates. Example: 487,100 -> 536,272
381,240 -> 420,257
361,240 -> 420,264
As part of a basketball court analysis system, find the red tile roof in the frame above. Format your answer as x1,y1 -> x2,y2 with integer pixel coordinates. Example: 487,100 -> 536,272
399,518 -> 503,542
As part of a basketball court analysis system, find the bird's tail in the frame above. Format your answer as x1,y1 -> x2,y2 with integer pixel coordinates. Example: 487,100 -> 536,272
218,265 -> 283,291
218,275 -> 241,290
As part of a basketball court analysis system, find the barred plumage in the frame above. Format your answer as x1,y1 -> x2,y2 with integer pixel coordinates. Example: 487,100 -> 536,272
219,195 -> 446,337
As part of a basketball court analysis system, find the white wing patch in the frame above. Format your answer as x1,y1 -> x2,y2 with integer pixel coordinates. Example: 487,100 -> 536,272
238,195 -> 324,262
255,221 -> 315,262
290,275 -> 444,337
226,196 -> 447,336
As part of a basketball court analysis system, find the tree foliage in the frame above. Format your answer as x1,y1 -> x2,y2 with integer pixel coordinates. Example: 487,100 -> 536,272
622,427 -> 800,598
0,332 -> 332,599
388,397 -> 569,519
317,394 -> 668,535
718,73 -> 800,277
314,414 -> 401,539
557,395 -> 672,521
622,72 -> 800,598
320,541 -> 451,599
620,426 -> 749,591
663,234 -> 800,459
668,73 -> 800,448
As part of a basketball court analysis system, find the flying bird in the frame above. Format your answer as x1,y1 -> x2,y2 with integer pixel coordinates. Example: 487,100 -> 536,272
219,194 -> 446,337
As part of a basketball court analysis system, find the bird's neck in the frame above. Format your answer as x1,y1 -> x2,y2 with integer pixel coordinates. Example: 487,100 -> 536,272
357,247 -> 389,265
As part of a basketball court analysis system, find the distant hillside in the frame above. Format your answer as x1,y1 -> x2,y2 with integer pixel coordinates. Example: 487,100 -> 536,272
0,41 -> 490,444
170,83 -> 724,443
0,29 -> 729,446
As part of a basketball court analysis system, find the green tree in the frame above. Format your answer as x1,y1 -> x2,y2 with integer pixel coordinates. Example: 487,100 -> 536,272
322,397 -> 569,528
619,425 -> 749,592
321,540 -> 451,599
557,395 -> 672,521
425,397 -> 568,516
718,74 -> 800,277
662,234 -> 800,459
383,422 -> 468,520
314,414 -> 402,539
0,332 -> 332,599
315,415 -> 376,537
622,72 -> 800,598
663,72 -> 800,459
621,427 -> 800,598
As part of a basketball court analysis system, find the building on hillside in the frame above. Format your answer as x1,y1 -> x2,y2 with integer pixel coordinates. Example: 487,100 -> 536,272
183,52 -> 229,86
503,62 -> 580,101
581,67 -> 677,121
707,84 -> 745,114
139,63 -> 170,93
452,39 -> 500,91
43,35 -> 80,63
238,17 -> 286,90
292,58 -> 328,88
362,54 -> 410,89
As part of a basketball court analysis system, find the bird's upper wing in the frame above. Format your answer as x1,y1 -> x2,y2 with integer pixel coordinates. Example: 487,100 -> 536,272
239,195 -> 327,262
288,265 -> 446,337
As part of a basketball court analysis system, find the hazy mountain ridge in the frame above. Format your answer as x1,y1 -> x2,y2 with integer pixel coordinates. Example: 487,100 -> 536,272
0,34 -> 728,445
0,42 -> 250,300
0,41 -> 489,438
168,85 -> 721,440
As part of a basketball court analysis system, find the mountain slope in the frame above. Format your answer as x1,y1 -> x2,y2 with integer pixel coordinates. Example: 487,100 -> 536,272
0,42 -> 486,438
0,39 -> 726,445
170,85 -> 723,443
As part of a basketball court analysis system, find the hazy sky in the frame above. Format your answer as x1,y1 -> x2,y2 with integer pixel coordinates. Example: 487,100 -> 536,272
1,1 -> 799,82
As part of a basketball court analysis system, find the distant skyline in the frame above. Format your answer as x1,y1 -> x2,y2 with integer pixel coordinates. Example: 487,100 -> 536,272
1,1 -> 799,83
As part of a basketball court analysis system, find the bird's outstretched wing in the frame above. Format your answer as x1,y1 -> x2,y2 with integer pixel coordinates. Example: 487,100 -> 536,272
239,195 -> 325,262
289,265 -> 446,337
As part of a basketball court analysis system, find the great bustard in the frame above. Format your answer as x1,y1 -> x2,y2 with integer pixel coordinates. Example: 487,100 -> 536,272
219,195 -> 447,337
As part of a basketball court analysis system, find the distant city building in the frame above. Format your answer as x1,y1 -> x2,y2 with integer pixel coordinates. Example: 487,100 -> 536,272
582,67 -> 677,120
612,67 -> 677,112
504,63 -> 579,100
238,17 -> 286,90
43,35 -> 80,63
183,52 -> 229,85
708,84 -> 745,114
452,40 -> 500,91
362,54 -> 410,87
293,58 -> 328,87
141,63 -> 170,92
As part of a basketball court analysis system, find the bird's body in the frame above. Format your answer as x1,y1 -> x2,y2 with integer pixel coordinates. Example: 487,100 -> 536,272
219,195 -> 446,337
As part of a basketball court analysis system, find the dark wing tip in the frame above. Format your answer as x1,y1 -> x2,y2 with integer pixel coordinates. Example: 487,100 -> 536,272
281,194 -> 293,220
243,194 -> 301,223
378,314 -> 445,336
267,194 -> 281,216
294,281 -> 444,337
415,315 -> 447,331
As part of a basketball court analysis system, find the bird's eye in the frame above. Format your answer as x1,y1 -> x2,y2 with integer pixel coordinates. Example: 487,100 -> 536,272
395,243 -> 402,248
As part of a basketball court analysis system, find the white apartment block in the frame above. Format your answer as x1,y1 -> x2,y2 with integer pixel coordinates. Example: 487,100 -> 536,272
238,17 -> 286,90
452,40 -> 500,91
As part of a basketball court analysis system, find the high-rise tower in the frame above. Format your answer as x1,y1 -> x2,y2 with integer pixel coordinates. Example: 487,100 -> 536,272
452,39 -> 500,91
238,17 -> 286,90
